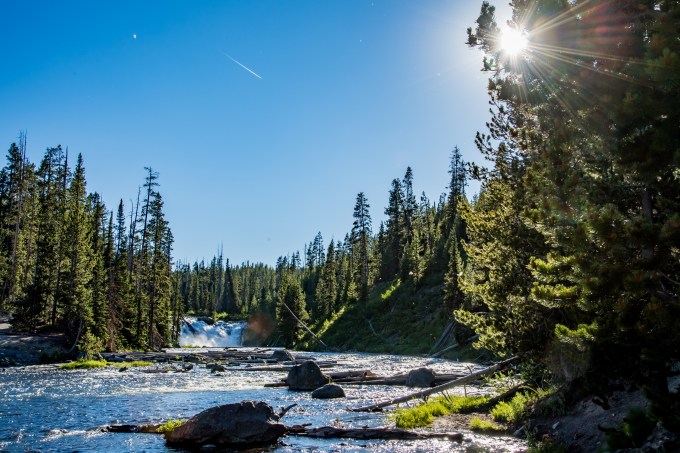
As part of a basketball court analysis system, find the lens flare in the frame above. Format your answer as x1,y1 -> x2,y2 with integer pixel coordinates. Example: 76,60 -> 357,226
501,27 -> 528,55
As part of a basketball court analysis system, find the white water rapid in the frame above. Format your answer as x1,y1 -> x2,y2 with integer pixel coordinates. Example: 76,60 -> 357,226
179,317 -> 246,347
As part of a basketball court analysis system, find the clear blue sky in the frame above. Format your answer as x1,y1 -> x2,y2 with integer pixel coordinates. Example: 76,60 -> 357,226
0,1 -> 510,266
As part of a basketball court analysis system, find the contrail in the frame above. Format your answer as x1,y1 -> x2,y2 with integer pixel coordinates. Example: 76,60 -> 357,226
223,53 -> 262,79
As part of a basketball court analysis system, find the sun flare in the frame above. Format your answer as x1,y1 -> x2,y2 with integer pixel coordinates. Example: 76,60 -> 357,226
500,27 -> 528,55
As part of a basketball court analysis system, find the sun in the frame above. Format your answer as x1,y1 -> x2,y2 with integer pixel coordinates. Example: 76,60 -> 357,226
500,27 -> 528,55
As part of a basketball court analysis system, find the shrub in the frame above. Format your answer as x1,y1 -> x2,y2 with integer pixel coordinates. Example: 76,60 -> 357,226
77,330 -> 104,360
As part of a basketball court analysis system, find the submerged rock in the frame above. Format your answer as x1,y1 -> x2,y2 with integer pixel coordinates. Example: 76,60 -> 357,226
165,401 -> 286,448
406,368 -> 436,388
286,360 -> 330,391
206,363 -> 225,372
312,384 -> 346,399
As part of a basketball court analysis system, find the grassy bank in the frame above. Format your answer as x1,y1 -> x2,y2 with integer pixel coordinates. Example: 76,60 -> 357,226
299,276 -> 488,360
59,359 -> 153,369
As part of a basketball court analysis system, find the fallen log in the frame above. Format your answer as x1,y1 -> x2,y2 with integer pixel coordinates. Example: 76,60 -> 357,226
481,382 -> 526,409
286,425 -> 463,441
349,357 -> 519,412
335,373 -> 465,386
102,424 -> 163,434
219,361 -> 338,373
429,343 -> 459,358
429,320 -> 455,355
327,370 -> 375,380
103,422 -> 464,443
264,370 -> 466,388
281,300 -> 329,350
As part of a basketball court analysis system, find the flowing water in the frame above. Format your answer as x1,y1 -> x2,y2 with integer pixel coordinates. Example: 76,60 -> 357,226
0,321 -> 526,452
179,318 -> 246,348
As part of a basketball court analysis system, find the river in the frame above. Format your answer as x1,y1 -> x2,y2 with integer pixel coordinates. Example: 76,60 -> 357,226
0,320 -> 526,452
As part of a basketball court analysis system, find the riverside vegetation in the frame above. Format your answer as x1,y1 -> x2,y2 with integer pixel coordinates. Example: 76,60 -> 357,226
0,0 -> 678,451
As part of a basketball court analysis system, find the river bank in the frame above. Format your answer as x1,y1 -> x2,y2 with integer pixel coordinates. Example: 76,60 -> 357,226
0,348 -> 528,452
0,312 -> 67,367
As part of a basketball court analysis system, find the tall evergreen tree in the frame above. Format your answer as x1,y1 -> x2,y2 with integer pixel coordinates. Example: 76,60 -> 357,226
383,179 -> 404,279
351,192 -> 372,301
461,1 -> 680,406
57,154 -> 93,345
276,273 -> 308,347
315,241 -> 337,319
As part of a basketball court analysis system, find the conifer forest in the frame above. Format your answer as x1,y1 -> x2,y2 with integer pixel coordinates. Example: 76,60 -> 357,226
1,0 -> 679,442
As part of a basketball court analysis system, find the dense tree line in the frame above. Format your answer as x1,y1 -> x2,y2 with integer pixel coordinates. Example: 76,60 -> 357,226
175,5 -> 679,422
0,139 -> 175,351
176,152 -> 470,348
455,0 -> 680,419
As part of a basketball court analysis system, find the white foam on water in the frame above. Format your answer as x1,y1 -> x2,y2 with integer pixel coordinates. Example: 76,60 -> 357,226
179,318 -> 246,347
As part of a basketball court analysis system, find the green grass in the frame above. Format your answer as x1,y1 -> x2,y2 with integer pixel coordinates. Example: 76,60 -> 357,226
490,388 -> 557,424
469,416 -> 504,432
394,394 -> 489,428
60,359 -> 155,369
156,419 -> 185,434
490,392 -> 530,423
306,279 -> 453,355
59,359 -> 108,369
110,361 -> 153,368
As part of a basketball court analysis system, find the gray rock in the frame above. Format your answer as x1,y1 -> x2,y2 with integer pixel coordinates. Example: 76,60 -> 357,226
183,354 -> 205,364
286,360 -> 330,391
312,384 -> 346,399
165,401 -> 286,448
271,349 -> 296,362
641,422 -> 679,452
206,363 -> 225,372
406,367 -> 436,388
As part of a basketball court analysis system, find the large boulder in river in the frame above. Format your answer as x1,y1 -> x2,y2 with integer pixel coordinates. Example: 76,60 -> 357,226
165,401 -> 285,448
271,349 -> 295,362
312,383 -> 346,399
406,367 -> 436,388
286,360 -> 330,391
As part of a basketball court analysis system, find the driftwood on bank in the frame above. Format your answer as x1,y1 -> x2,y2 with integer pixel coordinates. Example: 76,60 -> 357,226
100,350 -> 336,370
264,369 -> 466,388
429,320 -> 455,355
286,425 -> 463,441
280,301 -> 330,350
350,357 -> 519,412
102,423 -> 464,443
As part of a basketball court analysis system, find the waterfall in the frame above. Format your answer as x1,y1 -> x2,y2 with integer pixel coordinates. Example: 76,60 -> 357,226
180,317 -> 247,347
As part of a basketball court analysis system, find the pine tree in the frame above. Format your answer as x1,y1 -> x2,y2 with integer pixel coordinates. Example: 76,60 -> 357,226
351,192 -> 372,301
146,191 -> 172,349
315,241 -> 337,319
383,179 -> 403,279
402,167 -> 417,246
222,259 -> 238,314
88,193 -> 108,344
276,273 -> 308,347
57,154 -> 93,345
18,146 -> 63,330
463,0 -> 680,397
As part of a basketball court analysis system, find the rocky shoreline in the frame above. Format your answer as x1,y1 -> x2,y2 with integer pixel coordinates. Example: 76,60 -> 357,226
0,315 -> 67,367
